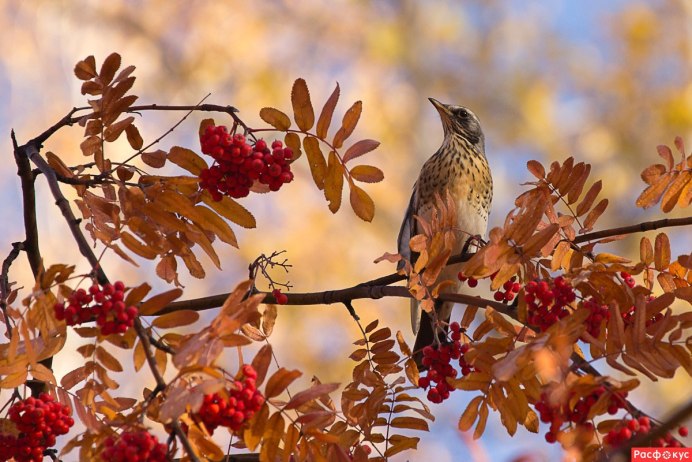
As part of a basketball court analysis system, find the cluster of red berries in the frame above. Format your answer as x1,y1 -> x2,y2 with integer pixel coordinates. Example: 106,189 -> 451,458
620,271 -> 636,289
581,297 -> 610,339
198,125 -> 294,201
195,364 -> 265,433
603,416 -> 687,448
535,386 -> 628,444
101,430 -> 168,462
493,276 -> 521,303
457,272 -> 478,288
54,281 -> 137,335
0,393 -> 74,462
272,289 -> 288,305
525,277 -> 575,330
418,322 -> 473,403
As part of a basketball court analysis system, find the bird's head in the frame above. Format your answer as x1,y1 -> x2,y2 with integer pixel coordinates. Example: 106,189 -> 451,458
429,98 -> 484,151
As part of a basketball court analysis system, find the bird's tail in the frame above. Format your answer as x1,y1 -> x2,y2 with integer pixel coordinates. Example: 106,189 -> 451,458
410,298 -> 421,335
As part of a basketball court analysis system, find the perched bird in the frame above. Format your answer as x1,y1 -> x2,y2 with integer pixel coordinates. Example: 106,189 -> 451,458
397,98 -> 493,361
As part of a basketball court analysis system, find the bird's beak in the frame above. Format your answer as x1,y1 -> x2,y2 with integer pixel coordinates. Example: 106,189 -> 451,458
429,97 -> 451,117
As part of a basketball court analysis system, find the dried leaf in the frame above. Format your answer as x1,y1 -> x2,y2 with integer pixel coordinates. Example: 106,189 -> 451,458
581,198 -> 608,233
141,150 -> 167,168
99,52 -> 121,86
125,123 -> 143,150
265,368 -> 302,399
333,101 -> 362,149
350,165 -> 384,183
657,144 -> 674,171
291,78 -> 314,131
168,146 -> 208,176
316,83 -> 340,139
576,180 -> 602,216
636,176 -> 670,209
74,55 -> 97,80
284,132 -> 302,161
654,233 -> 671,270
390,416 -> 429,431
285,383 -> 340,410
384,435 -> 419,458
342,139 -> 380,164
303,136 -> 327,190
260,107 -> 291,131
527,160 -> 545,179
324,151 -> 344,213
661,171 -> 691,212
349,183 -> 375,222
474,402 -> 489,439
252,344 -> 273,387
202,194 -> 256,229
152,310 -> 200,329
95,346 -> 123,372
139,288 -> 183,316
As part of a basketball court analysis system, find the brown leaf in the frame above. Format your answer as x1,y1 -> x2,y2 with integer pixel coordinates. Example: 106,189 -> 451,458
576,180 -> 602,216
654,233 -> 671,270
657,144 -> 674,171
104,116 -> 134,142
526,160 -> 545,179
152,310 -> 200,329
349,164 -> 384,183
194,205 -> 238,247
262,304 -> 278,337
564,162 -> 588,203
661,171 -> 691,212
384,435 -> 420,458
474,402 -> 489,439
333,101 -> 362,149
291,78 -> 314,131
640,237 -> 654,265
260,107 -> 291,130
168,146 -> 208,175
641,164 -> 668,185
202,194 -> 256,229
316,83 -> 340,139
581,198 -> 608,233
99,52 -> 121,86
95,346 -> 123,372
74,55 -> 97,80
265,368 -> 302,399
141,150 -> 167,168
390,416 -> 429,431
636,176 -> 671,209
323,151 -> 345,213
303,136 -> 327,190
342,139 -> 380,164
120,231 -> 158,259
349,182 -> 375,222
139,288 -> 183,316
285,383 -> 340,410
252,344 -> 273,387
404,358 -> 419,386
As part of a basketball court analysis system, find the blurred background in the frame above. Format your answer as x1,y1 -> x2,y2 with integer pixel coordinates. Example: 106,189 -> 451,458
1,0 -> 691,460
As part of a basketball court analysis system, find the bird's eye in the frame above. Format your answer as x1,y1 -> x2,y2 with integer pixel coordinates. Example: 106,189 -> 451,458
456,109 -> 468,118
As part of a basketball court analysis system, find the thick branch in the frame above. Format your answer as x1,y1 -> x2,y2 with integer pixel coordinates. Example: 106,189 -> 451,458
23,142 -> 107,284
573,216 -> 692,244
11,131 -> 42,276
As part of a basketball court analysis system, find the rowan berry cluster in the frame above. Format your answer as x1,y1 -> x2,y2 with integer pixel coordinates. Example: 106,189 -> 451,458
198,125 -> 294,201
525,277 -> 575,330
620,271 -> 636,289
54,281 -> 137,335
418,322 -> 473,403
581,297 -> 610,339
603,416 -> 686,448
272,288 -> 288,305
457,272 -> 478,287
0,393 -> 74,462
535,386 -> 627,444
101,430 -> 168,462
493,275 -> 521,303
194,364 -> 265,433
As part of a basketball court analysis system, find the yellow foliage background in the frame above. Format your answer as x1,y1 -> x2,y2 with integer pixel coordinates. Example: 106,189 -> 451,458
1,1 -> 690,460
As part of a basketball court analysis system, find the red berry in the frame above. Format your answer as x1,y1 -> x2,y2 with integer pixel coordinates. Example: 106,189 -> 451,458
679,426 -> 689,437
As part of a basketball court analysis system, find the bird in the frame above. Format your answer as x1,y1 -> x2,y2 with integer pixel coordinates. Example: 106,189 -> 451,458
397,98 -> 493,363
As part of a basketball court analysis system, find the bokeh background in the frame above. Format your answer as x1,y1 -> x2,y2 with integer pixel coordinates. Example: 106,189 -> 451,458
2,0 -> 691,460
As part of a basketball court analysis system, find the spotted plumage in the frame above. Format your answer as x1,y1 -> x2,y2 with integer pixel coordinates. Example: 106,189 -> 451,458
398,98 -> 493,361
